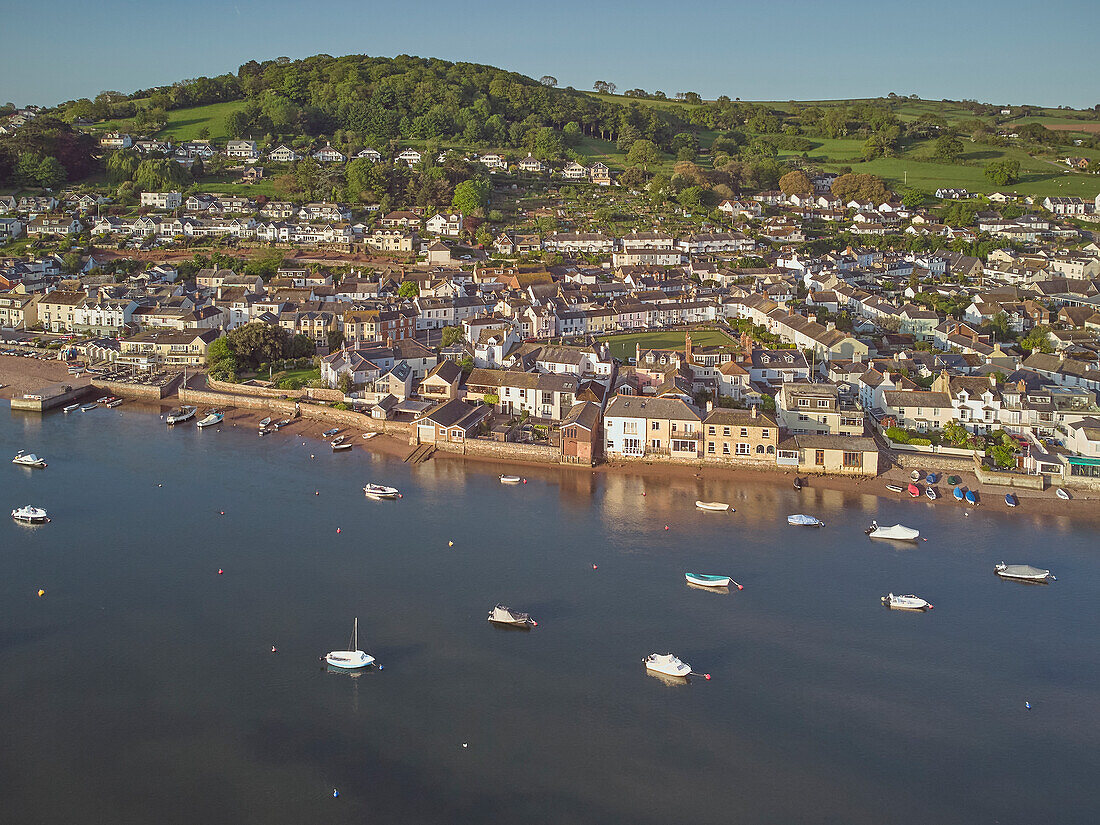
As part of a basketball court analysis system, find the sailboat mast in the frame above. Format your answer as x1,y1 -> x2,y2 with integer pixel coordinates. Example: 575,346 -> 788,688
353,617 -> 358,650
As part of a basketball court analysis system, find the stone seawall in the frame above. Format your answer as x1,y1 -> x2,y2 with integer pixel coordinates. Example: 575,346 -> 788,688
972,461 -> 1047,491
206,376 -> 343,403
92,373 -> 182,400
432,438 -> 562,464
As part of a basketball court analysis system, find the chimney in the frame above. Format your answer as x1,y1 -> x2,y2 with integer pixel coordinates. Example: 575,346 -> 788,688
751,404 -> 758,419
706,400 -> 713,413
685,334 -> 693,364
635,342 -> 641,364
386,336 -> 394,348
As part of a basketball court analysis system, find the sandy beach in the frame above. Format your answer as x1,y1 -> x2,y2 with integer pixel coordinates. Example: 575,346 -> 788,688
4,352 -> 1096,519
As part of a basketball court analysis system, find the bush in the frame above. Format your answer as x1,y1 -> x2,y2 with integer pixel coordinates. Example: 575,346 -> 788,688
909,437 -> 932,447
884,427 -> 910,444
333,402 -> 349,411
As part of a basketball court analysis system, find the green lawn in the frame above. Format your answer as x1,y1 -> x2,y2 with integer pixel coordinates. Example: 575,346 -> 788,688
598,328 -> 737,361
92,99 -> 248,142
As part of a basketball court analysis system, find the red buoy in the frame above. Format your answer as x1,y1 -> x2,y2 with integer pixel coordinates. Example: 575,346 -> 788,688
704,673 -> 711,680
592,564 -> 598,570
664,525 -> 669,530
336,527 -> 341,534
218,569 -> 223,575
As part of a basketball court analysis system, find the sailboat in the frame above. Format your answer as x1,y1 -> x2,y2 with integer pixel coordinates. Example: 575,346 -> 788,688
323,618 -> 375,669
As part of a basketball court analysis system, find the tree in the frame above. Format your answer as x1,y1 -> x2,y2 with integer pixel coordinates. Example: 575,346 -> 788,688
227,322 -> 289,368
286,334 -> 315,359
831,173 -> 890,203
224,110 -> 250,139
901,189 -> 928,208
206,335 -> 233,366
34,156 -> 67,189
592,80 -> 617,95
326,329 -> 344,351
397,280 -> 420,299
451,178 -> 489,214
1019,325 -> 1053,353
625,138 -> 661,173
539,76 -> 558,88
984,159 -> 1020,186
932,134 -> 965,162
441,325 -> 463,347
985,311 -> 1012,341
989,442 -> 1017,469
779,170 -> 813,196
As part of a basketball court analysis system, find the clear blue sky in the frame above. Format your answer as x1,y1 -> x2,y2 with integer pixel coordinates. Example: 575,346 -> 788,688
1,0 -> 1096,109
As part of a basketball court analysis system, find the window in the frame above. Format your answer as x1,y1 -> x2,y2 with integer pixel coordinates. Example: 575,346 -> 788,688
723,426 -> 730,436
815,450 -> 825,466
707,443 -> 715,454
736,443 -> 750,455
623,438 -> 640,452
708,426 -> 716,435
817,399 -> 829,408
623,421 -> 637,435
761,429 -> 770,439
798,414 -> 809,422
723,443 -> 730,455
756,444 -> 765,454
842,451 -> 862,468
798,398 -> 810,407
767,445 -> 775,454
672,439 -> 696,453
651,421 -> 660,430
740,427 -> 748,437
651,439 -> 662,450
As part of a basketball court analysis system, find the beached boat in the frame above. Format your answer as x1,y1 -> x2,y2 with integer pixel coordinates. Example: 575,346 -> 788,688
696,501 -> 732,512
952,486 -> 965,501
947,475 -> 961,486
62,403 -> 80,413
499,474 -> 522,484
12,451 -> 47,468
885,483 -> 904,493
95,396 -> 111,405
907,483 -> 920,497
272,418 -> 292,430
196,411 -> 223,428
1005,493 -> 1018,508
362,432 -> 378,440
80,403 -> 98,412
685,573 -> 732,588
1056,488 -> 1071,501
788,514 -> 824,527
99,396 -> 118,406
995,562 -> 1055,583
106,398 -> 123,408
363,484 -> 399,500
331,435 -> 347,446
11,505 -> 49,524
926,473 -> 939,484
487,604 -> 537,627
258,416 -> 272,428
910,470 -> 921,482
965,489 -> 979,506
322,428 -> 340,438
166,406 -> 196,425
926,486 -> 938,501
865,521 -> 920,541
323,618 -> 375,669
332,441 -> 352,452
881,592 -> 933,610
643,653 -> 691,678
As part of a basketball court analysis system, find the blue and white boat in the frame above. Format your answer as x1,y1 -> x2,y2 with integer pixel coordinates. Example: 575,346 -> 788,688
685,572 -> 740,589
788,514 -> 824,527
196,411 -> 223,428
952,486 -> 965,501
926,473 -> 939,484
965,489 -> 978,506
1005,493 -> 1018,507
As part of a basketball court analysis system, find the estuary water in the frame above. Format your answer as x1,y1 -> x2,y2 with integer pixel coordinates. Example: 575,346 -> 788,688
2,405 -> 1098,824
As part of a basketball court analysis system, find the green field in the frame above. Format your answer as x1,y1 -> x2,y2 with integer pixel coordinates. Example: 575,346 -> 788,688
93,99 -> 248,142
598,329 -> 737,361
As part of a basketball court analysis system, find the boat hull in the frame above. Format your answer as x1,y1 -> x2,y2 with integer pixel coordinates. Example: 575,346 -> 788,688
499,475 -> 522,484
324,651 -> 375,669
882,594 -> 932,610
685,573 -> 731,587
644,655 -> 691,678
695,501 -> 730,511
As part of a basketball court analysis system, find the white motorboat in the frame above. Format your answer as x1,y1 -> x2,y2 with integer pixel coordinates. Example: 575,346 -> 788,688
323,618 -> 375,669
95,396 -> 111,404
1056,488 -> 1071,501
80,403 -> 98,412
499,474 -> 522,484
62,403 -> 81,413
166,406 -> 197,425
488,604 -> 537,627
12,451 -> 47,468
643,653 -> 691,678
196,411 -> 224,428
11,505 -> 49,524
881,592 -> 933,610
994,562 -> 1056,582
258,416 -> 272,428
684,573 -> 736,588
696,501 -> 732,512
363,484 -> 399,500
106,398 -> 123,408
865,521 -> 920,541
787,514 -> 823,527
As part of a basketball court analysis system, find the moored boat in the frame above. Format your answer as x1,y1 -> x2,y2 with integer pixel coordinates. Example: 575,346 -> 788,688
363,484 -> 399,499
487,604 -> 537,627
332,441 -> 352,452
272,418 -> 292,430
499,474 -> 522,484
95,396 -> 111,404
643,653 -> 691,678
106,398 -> 123,408
995,562 -> 1055,582
685,572 -> 736,588
788,514 -> 824,527
907,483 -> 920,497
322,428 -> 340,438
323,617 -> 375,669
99,396 -> 118,406
925,486 -> 938,501
881,592 -> 933,610
793,477 -> 803,490
11,505 -> 49,524
258,416 -> 272,428
62,403 -> 80,413
12,451 -> 47,468
695,500 -> 732,512
1056,488 -> 1071,501
196,411 -> 224,428
865,520 -> 920,541
1005,493 -> 1018,508
80,403 -> 98,412
885,483 -> 904,493
331,435 -> 347,446
362,432 -> 378,440
166,406 -> 196,425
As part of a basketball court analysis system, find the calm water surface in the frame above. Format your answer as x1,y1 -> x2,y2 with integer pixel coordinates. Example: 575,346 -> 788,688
2,405 -> 1098,824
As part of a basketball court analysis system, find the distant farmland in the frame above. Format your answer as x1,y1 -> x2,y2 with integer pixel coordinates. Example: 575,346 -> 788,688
1044,123 -> 1100,133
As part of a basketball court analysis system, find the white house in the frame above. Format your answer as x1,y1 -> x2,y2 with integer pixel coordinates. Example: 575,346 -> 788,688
312,143 -> 346,163
269,145 -> 302,163
225,140 -> 259,160
396,149 -> 422,167
425,213 -> 463,237
140,191 -> 182,210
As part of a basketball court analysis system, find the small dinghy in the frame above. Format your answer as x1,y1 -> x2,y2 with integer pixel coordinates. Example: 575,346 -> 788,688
12,451 -> 47,468
80,403 -> 98,412
363,484 -> 399,499
272,419 -> 292,430
643,653 -> 691,678
95,396 -> 111,404
63,403 -> 81,413
788,514 -> 824,527
907,483 -> 920,498
995,562 -> 1055,582
1005,493 -> 1018,508
487,604 -> 536,627
910,470 -> 921,482
947,475 -> 961,486
685,573 -> 740,589
1056,488 -> 1071,501
499,474 -> 522,484
362,432 -> 378,440
865,520 -> 920,541
885,483 -> 904,493
196,411 -> 223,428
926,473 -> 938,484
258,416 -> 272,428
166,406 -> 196,425
965,489 -> 978,506
332,441 -> 352,452
106,398 -> 123,408
323,617 -> 375,669
881,592 -> 933,610
322,428 -> 340,438
925,486 -> 938,501
11,505 -> 49,524
952,486 -> 965,501
695,500 -> 732,512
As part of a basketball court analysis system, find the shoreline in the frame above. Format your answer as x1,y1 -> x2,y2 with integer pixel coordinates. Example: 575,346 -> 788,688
4,354 -> 1098,520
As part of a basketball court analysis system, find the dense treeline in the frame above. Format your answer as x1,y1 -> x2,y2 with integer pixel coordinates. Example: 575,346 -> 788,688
0,116 -> 98,189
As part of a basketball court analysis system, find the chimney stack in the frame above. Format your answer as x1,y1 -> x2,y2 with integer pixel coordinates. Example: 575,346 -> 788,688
751,404 -> 758,419
685,334 -> 693,364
